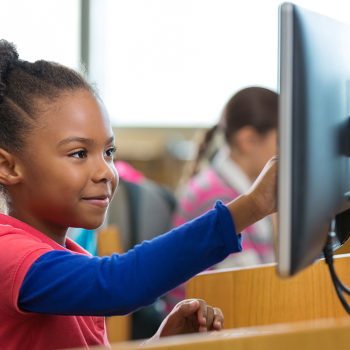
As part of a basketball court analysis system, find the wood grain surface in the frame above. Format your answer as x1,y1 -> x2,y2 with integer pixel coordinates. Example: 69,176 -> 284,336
186,254 -> 350,329
68,317 -> 350,350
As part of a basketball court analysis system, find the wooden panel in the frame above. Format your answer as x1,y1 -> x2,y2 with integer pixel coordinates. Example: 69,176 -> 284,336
106,316 -> 131,345
111,127 -> 206,190
97,225 -> 131,343
97,225 -> 124,256
69,317 -> 350,350
334,238 -> 350,255
186,254 -> 350,329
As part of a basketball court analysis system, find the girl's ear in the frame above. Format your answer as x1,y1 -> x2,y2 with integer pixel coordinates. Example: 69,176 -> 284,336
233,126 -> 260,154
0,148 -> 23,186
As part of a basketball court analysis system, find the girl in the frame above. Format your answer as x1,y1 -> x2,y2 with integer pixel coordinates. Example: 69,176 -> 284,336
0,40 -> 277,350
174,87 -> 278,268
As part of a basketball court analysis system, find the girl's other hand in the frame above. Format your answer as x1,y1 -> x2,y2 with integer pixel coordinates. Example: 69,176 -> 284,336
146,299 -> 224,344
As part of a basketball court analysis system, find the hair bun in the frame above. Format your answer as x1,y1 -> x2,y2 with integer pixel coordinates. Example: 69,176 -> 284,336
0,39 -> 19,100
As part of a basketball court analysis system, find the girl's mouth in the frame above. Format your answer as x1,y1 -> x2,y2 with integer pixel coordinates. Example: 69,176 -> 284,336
82,197 -> 110,208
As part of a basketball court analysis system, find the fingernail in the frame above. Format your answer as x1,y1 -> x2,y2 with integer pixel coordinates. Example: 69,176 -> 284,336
190,300 -> 198,308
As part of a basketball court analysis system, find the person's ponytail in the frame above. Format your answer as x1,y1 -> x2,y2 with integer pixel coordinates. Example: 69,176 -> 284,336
177,124 -> 219,191
192,124 -> 218,177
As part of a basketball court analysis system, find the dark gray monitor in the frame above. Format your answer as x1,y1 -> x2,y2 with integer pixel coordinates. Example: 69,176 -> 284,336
278,3 -> 350,277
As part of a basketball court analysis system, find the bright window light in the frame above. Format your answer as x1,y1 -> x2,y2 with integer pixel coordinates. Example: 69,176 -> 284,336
0,0 -> 80,70
90,0 -> 350,127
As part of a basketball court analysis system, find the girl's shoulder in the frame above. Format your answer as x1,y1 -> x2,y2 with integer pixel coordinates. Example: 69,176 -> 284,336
0,215 -> 55,317
0,214 -> 42,242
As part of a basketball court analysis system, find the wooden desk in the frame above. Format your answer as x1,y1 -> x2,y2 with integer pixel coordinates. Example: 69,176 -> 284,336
70,317 -> 350,350
138,317 -> 350,350
186,254 -> 350,329
69,255 -> 350,350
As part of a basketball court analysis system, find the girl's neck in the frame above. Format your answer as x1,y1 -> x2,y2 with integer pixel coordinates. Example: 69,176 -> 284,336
229,150 -> 257,183
7,207 -> 67,246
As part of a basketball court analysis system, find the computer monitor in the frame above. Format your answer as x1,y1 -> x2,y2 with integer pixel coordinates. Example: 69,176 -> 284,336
277,3 -> 350,278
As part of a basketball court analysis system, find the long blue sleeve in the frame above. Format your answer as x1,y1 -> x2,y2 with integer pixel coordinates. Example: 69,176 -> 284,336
18,201 -> 242,316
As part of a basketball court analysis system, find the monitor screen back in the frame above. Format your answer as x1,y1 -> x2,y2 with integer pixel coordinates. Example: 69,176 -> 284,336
278,3 -> 350,277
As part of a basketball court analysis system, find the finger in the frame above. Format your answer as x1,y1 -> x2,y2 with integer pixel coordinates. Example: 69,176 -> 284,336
205,306 -> 214,331
256,155 -> 278,185
162,299 -> 200,334
195,299 -> 207,331
174,299 -> 200,318
211,308 -> 224,331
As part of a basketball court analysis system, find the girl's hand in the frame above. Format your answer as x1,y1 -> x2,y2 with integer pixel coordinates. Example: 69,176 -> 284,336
246,155 -> 278,219
146,299 -> 224,344
227,156 -> 278,233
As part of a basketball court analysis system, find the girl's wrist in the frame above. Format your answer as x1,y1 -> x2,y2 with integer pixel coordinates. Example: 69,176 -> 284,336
226,193 -> 264,234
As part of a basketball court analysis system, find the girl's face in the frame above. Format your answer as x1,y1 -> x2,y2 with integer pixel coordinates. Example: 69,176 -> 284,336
230,127 -> 277,181
12,90 -> 118,239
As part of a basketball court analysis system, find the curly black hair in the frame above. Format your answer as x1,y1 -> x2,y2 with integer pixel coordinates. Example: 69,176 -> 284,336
0,39 -> 95,153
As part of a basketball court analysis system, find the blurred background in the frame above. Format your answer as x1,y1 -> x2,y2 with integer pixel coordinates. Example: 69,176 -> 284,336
2,0 -> 350,189
3,0 -> 350,342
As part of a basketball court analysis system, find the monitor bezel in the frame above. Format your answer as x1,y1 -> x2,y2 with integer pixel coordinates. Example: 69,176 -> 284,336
277,3 -> 294,278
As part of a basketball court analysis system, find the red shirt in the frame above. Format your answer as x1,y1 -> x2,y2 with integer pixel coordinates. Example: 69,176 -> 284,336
0,213 -> 109,350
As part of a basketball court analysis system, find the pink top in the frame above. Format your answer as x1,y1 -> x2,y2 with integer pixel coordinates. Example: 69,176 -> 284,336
173,167 -> 239,226
173,148 -> 274,267
165,150 -> 274,313
115,161 -> 145,184
0,214 -> 109,350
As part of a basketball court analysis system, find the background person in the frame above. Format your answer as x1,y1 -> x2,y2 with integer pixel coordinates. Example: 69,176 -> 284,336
173,87 -> 278,269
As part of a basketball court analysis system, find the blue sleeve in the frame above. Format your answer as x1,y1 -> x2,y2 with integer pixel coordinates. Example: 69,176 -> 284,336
18,201 -> 242,316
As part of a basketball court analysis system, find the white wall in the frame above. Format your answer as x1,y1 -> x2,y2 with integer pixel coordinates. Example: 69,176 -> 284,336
90,0 -> 350,127
0,0 -> 80,70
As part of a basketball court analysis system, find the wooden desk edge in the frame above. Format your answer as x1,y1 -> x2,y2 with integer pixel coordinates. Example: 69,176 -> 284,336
191,253 -> 350,278
69,317 -> 350,350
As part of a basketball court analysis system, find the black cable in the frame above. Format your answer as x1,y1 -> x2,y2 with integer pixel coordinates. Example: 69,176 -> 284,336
328,264 -> 350,313
323,224 -> 350,315
331,273 -> 350,313
324,227 -> 350,296
329,262 -> 350,296
323,229 -> 350,295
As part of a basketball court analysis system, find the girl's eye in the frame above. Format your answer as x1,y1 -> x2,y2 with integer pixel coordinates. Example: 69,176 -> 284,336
70,150 -> 87,159
105,146 -> 117,157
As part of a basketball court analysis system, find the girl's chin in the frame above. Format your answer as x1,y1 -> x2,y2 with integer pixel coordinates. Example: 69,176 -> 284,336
74,216 -> 107,231
65,208 -> 107,231
81,221 -> 105,231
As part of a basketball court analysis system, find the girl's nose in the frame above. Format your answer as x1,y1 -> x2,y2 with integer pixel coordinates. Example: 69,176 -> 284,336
92,158 -> 117,184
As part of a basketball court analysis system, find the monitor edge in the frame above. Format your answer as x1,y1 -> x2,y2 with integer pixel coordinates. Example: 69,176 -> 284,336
278,3 -> 293,278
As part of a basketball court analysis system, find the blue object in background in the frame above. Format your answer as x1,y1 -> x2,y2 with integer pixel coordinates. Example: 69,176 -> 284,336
71,229 -> 97,256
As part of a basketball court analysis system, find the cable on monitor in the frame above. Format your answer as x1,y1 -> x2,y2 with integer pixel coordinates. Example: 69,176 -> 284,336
323,218 -> 350,315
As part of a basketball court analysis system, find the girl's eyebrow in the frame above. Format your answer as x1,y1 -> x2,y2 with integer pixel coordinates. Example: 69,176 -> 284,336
106,135 -> 115,145
57,135 -> 115,148
57,137 -> 94,148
